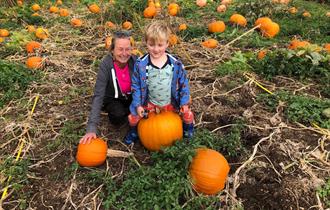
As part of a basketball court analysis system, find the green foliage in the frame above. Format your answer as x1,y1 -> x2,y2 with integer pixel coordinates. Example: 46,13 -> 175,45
0,157 -> 30,192
216,51 -> 253,76
0,60 -> 40,108
103,1 -> 143,26
178,25 -> 207,41
103,130 -> 234,209
47,120 -> 85,150
250,48 -> 330,85
257,91 -> 330,129
235,0 -> 285,23
318,177 -> 330,208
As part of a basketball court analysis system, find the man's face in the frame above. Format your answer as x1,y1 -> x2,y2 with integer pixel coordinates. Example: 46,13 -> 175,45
112,38 -> 132,65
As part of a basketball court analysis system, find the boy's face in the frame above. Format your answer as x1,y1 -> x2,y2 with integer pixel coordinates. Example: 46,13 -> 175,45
146,39 -> 169,59
113,38 -> 132,65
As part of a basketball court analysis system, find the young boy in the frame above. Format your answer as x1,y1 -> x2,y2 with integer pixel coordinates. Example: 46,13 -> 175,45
124,20 -> 194,144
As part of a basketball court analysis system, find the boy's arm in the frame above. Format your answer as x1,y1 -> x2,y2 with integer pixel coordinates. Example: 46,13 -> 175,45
129,62 -> 142,116
177,63 -> 191,107
86,60 -> 109,133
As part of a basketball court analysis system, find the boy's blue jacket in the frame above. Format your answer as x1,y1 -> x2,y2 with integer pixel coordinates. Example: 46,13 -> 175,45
129,53 -> 190,116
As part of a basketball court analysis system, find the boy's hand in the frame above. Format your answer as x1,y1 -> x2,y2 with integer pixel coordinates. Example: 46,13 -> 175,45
137,106 -> 145,118
80,132 -> 96,144
180,105 -> 189,114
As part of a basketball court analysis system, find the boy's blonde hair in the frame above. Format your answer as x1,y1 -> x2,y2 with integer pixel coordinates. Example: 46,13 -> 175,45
145,21 -> 171,44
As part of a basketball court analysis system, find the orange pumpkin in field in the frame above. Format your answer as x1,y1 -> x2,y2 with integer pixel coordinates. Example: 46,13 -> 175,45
137,111 -> 183,151
105,36 -> 112,49
189,148 -> 230,195
49,6 -> 59,13
324,43 -> 330,53
169,34 -> 178,46
261,21 -> 280,38
105,21 -> 116,29
196,0 -> 207,7
254,17 -> 272,29
208,21 -> 226,33
0,29 -> 10,37
144,6 -> 157,18
217,4 -> 226,13
122,21 -> 133,30
26,25 -> 36,33
26,41 -> 41,53
76,138 -> 108,167
288,39 -> 310,50
229,14 -> 247,27
71,18 -> 83,27
168,3 -> 179,16
35,28 -> 49,39
257,49 -> 267,60
31,4 -> 41,11
89,4 -> 100,13
26,56 -> 43,69
178,23 -> 187,31
59,8 -> 69,17
201,38 -> 218,49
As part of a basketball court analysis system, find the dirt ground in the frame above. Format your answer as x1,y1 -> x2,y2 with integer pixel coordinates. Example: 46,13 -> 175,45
1,19 -> 329,210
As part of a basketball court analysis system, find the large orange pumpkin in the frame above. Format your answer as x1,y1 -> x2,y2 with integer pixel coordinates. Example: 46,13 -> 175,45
254,17 -> 272,29
189,148 -> 230,195
76,138 -> 108,167
324,43 -> 330,53
49,6 -> 59,13
137,111 -> 183,151
261,21 -> 280,38
208,21 -> 226,33
168,3 -> 179,16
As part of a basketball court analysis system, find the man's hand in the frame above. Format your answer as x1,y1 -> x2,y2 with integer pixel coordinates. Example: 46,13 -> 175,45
137,106 -> 145,118
80,132 -> 96,144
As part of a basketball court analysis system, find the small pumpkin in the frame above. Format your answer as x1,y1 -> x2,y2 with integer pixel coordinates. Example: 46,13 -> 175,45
35,28 -> 49,39
26,25 -> 36,33
31,4 -> 41,11
168,3 -> 179,16
17,0 -> 23,6
138,111 -> 183,151
32,12 -> 39,17
56,0 -> 62,5
49,6 -> 59,13
122,21 -> 133,30
143,6 -> 157,18
216,4 -> 226,13
0,37 -> 4,43
71,18 -> 83,27
288,7 -> 297,14
257,49 -> 267,60
196,0 -> 207,7
189,148 -> 230,195
324,43 -> 330,53
105,21 -> 116,29
303,11 -> 311,18
76,138 -> 108,167
105,36 -> 112,49
178,23 -> 187,31
201,38 -> 218,49
288,39 -> 310,50
0,29 -> 10,37
59,8 -> 69,17
169,34 -> 178,46
155,0 -> 161,8
221,0 -> 232,5
208,21 -> 226,33
89,4 -> 100,13
229,14 -> 247,27
26,41 -> 41,53
26,56 -> 43,69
